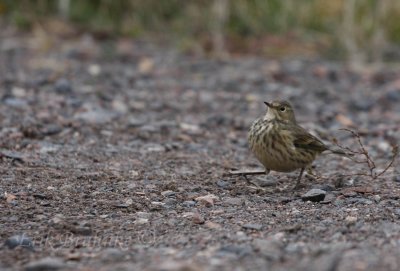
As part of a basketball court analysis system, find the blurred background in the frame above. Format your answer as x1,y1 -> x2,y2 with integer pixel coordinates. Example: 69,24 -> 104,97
1,0 -> 400,64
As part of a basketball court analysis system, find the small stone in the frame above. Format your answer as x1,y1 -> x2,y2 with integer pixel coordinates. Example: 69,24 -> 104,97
71,221 -> 92,236
127,182 -> 137,189
352,98 -> 374,111
135,218 -> 149,225
127,117 -> 146,127
163,198 -> 177,207
393,208 -> 400,217
216,179 -> 230,188
374,195 -> 381,203
136,212 -> 151,219
182,201 -> 196,207
12,86 -> 26,97
180,123 -> 201,134
88,64 -> 101,76
125,198 -> 133,205
25,257 -> 66,271
114,203 -> 129,208
54,78 -> 72,93
4,97 -> 28,107
342,190 -> 357,197
346,197 -> 373,205
242,223 -> 263,231
75,109 -> 117,124
151,201 -> 165,206
345,216 -> 357,225
255,176 -> 277,187
50,214 -> 65,226
33,193 -> 48,199
60,185 -> 73,193
138,57 -> 154,74
195,194 -> 218,207
39,142 -> 61,154
5,234 -> 34,250
161,190 -> 176,197
205,221 -> 221,229
150,201 -> 165,211
377,141 -> 391,152
192,213 -> 205,224
0,150 -> 25,162
140,143 -> 166,153
5,192 -> 17,203
392,175 -> 400,183
311,184 -> 335,192
333,198 -> 345,207
283,224 -> 302,233
321,193 -> 336,204
41,124 -> 62,136
223,197 -> 244,206
302,189 -> 326,202
111,99 -> 128,113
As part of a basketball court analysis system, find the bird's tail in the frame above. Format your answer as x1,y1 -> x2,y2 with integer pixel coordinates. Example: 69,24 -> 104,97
327,147 -> 354,157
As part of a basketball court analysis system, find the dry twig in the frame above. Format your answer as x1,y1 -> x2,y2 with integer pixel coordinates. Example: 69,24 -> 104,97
334,128 -> 399,180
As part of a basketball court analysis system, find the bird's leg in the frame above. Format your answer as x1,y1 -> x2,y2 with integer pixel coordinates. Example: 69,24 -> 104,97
306,166 -> 315,176
228,169 -> 269,188
242,174 -> 252,185
293,167 -> 305,190
241,169 -> 270,187
305,166 -> 319,180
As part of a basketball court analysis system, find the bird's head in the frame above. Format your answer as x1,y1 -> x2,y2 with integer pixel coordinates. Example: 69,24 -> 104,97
263,100 -> 297,123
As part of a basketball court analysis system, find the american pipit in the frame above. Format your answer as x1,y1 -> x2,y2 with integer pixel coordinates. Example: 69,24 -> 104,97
248,100 -> 347,189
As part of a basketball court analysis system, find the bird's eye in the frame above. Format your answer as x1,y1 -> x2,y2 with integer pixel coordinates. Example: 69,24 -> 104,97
279,107 -> 286,112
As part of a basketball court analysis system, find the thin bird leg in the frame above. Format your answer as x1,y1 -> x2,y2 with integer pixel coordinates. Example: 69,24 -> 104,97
242,169 -> 270,188
242,174 -> 252,185
293,167 -> 305,190
227,169 -> 268,187
306,166 -> 319,180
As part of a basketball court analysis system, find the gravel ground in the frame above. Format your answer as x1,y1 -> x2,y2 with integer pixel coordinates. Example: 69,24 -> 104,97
1,31 -> 400,271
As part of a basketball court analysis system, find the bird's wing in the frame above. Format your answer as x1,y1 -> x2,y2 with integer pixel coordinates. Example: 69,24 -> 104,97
282,123 -> 328,152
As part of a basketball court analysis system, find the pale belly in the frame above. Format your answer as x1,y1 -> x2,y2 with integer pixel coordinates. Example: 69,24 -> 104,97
252,146 -> 311,172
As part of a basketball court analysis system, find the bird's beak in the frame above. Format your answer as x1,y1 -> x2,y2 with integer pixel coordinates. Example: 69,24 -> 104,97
264,101 -> 271,108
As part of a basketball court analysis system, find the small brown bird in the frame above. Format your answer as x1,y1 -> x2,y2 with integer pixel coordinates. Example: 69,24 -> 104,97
248,100 -> 347,189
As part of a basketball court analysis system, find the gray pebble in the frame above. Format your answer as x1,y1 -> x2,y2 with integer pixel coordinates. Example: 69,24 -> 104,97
182,201 -> 196,207
216,179 -> 230,188
223,197 -> 243,206
255,176 -> 278,187
5,234 -> 34,251
302,189 -> 326,202
242,223 -> 263,231
54,78 -> 72,93
161,190 -> 176,197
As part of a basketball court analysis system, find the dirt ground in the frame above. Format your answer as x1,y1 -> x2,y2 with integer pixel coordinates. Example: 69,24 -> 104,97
1,31 -> 400,271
